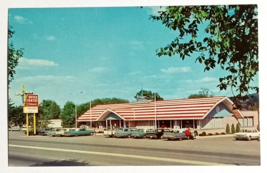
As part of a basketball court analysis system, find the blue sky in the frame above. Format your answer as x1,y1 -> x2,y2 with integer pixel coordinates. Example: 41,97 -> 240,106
8,6 -> 259,107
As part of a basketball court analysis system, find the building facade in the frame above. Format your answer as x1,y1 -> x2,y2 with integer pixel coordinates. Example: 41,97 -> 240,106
77,96 -> 259,134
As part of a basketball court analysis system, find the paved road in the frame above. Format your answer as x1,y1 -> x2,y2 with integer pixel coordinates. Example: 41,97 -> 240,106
8,131 -> 261,166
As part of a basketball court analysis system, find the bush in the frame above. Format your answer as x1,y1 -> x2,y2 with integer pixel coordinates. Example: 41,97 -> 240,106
202,132 -> 206,136
226,124 -> 230,134
236,124 -> 240,133
231,124 -> 236,134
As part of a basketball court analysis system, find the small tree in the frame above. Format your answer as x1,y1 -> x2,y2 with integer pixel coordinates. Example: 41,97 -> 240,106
231,124 -> 236,134
236,124 -> 240,133
226,124 -> 230,134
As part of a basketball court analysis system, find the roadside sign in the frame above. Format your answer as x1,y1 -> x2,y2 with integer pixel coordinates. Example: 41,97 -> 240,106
23,107 -> 38,113
24,94 -> 38,106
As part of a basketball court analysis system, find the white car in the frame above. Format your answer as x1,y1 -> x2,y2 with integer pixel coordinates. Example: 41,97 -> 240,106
234,129 -> 260,141
9,126 -> 21,131
21,125 -> 32,131
56,128 -> 71,137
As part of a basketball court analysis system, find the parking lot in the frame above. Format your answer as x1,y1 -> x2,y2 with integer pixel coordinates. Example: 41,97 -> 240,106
8,131 -> 260,166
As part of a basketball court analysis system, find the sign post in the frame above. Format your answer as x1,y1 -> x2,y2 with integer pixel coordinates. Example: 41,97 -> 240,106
22,86 -> 39,136
26,113 -> 29,136
34,113 -> 36,135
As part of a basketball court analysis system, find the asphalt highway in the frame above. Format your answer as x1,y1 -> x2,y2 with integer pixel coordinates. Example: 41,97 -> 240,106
8,131 -> 261,166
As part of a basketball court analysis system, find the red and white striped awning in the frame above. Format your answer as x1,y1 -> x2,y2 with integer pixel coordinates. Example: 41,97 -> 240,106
77,96 -> 234,122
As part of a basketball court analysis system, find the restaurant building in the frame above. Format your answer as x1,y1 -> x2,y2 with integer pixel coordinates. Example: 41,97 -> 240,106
77,96 -> 258,134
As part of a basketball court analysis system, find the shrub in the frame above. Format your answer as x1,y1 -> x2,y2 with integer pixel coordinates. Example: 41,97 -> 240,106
236,124 -> 240,133
226,124 -> 230,134
202,132 -> 206,136
231,124 -> 236,134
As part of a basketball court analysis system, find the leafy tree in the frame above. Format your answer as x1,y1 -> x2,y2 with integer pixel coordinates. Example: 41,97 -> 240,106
76,98 -> 129,118
37,119 -> 52,129
8,103 -> 24,126
134,90 -> 164,101
231,123 -> 236,134
236,123 -> 240,133
151,5 -> 258,104
226,124 -> 230,134
61,101 -> 75,128
38,100 -> 61,119
8,27 -> 24,86
188,88 -> 213,98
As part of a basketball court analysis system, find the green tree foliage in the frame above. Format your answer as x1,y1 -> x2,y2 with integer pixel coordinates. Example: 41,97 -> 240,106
151,5 -> 258,103
226,124 -> 230,134
39,100 -> 61,119
8,27 -> 24,86
61,101 -> 75,128
77,98 -> 129,118
188,88 -> 213,98
8,102 -> 24,126
134,90 -> 164,100
231,123 -> 236,134
236,123 -> 240,133
37,119 -> 52,129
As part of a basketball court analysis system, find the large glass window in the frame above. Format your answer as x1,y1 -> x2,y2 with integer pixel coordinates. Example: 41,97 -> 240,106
238,117 -> 254,127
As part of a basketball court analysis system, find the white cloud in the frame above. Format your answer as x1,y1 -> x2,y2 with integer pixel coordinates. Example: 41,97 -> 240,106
201,77 -> 218,82
161,67 -> 191,73
89,67 -> 106,73
15,75 -> 76,83
144,75 -> 157,78
14,15 -> 32,24
18,57 -> 58,69
185,77 -> 218,83
14,15 -> 24,21
46,36 -> 56,41
147,6 -> 167,15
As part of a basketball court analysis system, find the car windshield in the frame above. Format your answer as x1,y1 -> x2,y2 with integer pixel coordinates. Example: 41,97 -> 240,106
137,129 -> 144,132
146,129 -> 155,132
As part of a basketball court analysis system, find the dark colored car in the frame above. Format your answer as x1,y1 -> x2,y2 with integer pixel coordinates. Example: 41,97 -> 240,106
146,128 -> 172,139
25,128 -> 54,136
162,129 -> 196,140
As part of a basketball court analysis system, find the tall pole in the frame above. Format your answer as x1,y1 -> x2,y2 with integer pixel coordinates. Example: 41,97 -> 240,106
70,93 -> 77,128
26,113 -> 29,136
34,113 -> 36,135
90,99 -> 92,128
154,88 -> 157,129
75,103 -> 77,128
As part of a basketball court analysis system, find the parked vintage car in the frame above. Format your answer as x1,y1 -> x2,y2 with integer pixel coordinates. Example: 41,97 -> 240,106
9,126 -> 21,131
25,128 -> 54,136
114,128 -> 137,138
146,128 -> 172,139
162,128 -> 196,140
131,129 -> 147,138
103,129 -> 118,137
55,128 -> 71,137
95,128 -> 106,133
234,129 -> 260,141
64,128 -> 95,137
21,125 -> 32,131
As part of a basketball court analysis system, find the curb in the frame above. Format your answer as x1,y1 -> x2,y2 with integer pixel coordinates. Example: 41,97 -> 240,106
196,134 -> 234,139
